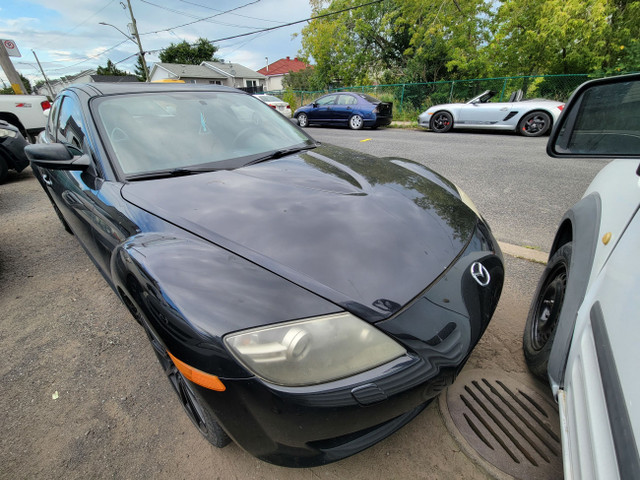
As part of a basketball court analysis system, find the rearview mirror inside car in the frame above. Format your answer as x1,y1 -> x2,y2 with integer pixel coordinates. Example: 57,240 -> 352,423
549,73 -> 640,158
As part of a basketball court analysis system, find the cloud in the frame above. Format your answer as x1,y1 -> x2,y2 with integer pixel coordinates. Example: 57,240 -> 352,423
1,0 -> 312,83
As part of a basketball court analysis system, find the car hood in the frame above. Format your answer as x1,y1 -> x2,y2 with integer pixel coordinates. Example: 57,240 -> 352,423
120,144 -> 479,320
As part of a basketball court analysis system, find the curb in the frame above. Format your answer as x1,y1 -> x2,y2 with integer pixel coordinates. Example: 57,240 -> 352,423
498,242 -> 548,264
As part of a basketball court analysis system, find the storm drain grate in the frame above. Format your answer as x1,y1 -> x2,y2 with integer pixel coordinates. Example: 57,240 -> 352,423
441,370 -> 562,480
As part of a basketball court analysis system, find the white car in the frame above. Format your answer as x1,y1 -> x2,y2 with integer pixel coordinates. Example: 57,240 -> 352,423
522,73 -> 640,478
253,94 -> 292,118
418,90 -> 564,137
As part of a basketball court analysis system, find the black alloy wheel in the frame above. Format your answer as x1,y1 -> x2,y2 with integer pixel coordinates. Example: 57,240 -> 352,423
297,113 -> 309,128
145,325 -> 231,448
429,111 -> 453,133
518,111 -> 551,137
523,242 -> 572,380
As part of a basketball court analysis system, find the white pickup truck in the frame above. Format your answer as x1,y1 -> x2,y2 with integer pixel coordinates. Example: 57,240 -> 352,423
0,94 -> 51,142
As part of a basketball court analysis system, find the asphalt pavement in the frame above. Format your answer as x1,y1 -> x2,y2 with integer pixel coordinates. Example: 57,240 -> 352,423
307,125 -> 609,252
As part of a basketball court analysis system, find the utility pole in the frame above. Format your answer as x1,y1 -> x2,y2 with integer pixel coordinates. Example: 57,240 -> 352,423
32,50 -> 55,98
125,0 -> 150,82
0,43 -> 25,94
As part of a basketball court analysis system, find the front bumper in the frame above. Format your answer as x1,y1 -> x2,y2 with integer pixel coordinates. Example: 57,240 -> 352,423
196,224 -> 503,467
418,113 -> 431,128
0,126 -> 29,172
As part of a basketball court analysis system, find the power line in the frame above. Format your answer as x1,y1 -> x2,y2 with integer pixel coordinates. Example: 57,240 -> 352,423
178,0 -> 282,23
40,0 -> 116,50
145,0 -> 385,54
46,39 -> 130,72
138,0 -> 261,29
138,0 -> 261,35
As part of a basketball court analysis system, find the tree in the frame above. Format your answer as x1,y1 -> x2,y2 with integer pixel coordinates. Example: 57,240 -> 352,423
1,74 -> 32,94
134,55 -> 149,82
96,59 -> 129,76
487,0 -> 614,76
282,67 -> 324,91
299,0 -> 493,87
158,38 -> 220,65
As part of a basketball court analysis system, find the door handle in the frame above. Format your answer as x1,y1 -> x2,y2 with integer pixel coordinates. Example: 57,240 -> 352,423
62,191 -> 87,210
42,173 -> 53,186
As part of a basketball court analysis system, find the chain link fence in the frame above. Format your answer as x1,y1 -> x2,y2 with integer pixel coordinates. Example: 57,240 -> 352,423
267,73 -> 615,122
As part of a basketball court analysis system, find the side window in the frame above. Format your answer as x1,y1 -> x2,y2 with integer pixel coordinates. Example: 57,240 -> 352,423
316,95 -> 337,106
337,95 -> 357,106
45,97 -> 62,140
57,96 -> 88,152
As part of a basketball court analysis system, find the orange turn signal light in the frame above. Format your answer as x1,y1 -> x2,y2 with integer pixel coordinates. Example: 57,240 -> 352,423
168,351 -> 226,391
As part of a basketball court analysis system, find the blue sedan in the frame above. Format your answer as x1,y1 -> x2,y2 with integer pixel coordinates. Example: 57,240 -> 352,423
294,92 -> 393,130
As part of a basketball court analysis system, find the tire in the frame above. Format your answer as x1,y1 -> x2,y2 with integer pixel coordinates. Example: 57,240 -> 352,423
429,111 -> 453,133
145,326 -> 231,448
348,114 -> 364,130
518,111 -> 551,137
297,113 -> 309,128
523,242 -> 572,380
0,156 -> 8,184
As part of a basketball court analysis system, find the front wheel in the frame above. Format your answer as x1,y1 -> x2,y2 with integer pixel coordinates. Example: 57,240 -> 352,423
523,242 -> 572,380
297,113 -> 309,128
146,326 -> 231,448
429,111 -> 453,133
518,111 -> 551,137
348,114 -> 364,130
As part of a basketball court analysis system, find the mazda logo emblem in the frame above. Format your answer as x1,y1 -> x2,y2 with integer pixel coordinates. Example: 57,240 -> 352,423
470,262 -> 490,286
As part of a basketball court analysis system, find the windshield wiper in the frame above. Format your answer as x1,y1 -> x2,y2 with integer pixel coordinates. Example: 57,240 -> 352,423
244,144 -> 319,167
127,166 -> 217,181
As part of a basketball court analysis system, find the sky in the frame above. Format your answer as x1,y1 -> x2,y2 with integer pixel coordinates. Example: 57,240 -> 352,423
0,0 -> 313,87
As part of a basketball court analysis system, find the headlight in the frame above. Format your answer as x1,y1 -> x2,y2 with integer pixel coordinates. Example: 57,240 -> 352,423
224,312 -> 406,386
0,128 -> 17,138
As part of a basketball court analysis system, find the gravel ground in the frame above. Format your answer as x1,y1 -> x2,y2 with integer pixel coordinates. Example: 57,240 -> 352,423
1,168 -> 548,480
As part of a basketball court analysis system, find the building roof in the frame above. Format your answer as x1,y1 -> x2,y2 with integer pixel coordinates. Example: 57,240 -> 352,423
154,63 -> 226,79
90,75 -> 139,83
257,57 -> 310,76
202,61 -> 265,79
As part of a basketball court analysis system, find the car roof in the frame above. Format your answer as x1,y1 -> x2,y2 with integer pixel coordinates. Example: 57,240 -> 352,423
61,82 -> 246,99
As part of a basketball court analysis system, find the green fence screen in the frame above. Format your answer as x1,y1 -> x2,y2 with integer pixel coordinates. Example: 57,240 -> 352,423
267,73 -> 623,122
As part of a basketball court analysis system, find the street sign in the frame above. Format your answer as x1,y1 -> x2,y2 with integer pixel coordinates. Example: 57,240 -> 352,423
1,39 -> 21,58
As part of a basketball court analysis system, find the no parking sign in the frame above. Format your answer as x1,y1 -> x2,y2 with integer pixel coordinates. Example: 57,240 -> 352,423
1,39 -> 21,57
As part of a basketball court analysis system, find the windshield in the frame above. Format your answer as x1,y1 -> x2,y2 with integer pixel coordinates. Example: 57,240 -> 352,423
257,95 -> 283,103
357,93 -> 381,104
94,91 -> 313,176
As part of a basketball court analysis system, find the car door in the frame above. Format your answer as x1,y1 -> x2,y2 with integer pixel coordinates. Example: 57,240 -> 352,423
332,94 -> 359,124
310,94 -> 338,124
560,207 -> 640,479
458,101 -> 514,126
43,93 -> 133,279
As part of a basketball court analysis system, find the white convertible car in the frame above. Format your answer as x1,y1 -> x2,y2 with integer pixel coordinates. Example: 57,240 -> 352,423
418,90 -> 564,137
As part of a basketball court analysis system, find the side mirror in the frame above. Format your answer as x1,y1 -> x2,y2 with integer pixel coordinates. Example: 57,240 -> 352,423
25,143 -> 90,170
312,103 -> 318,108
548,73 -> 640,158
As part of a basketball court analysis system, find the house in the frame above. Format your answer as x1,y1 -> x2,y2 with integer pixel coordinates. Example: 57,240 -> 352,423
90,74 -> 139,83
148,61 -> 266,93
35,69 -> 96,96
257,57 -> 311,91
